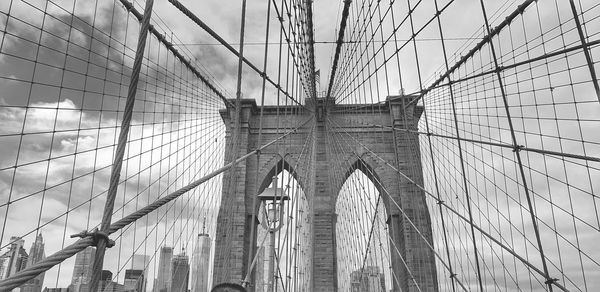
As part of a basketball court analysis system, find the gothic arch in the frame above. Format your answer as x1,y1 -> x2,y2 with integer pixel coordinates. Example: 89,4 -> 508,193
256,153 -> 307,197
332,152 -> 398,216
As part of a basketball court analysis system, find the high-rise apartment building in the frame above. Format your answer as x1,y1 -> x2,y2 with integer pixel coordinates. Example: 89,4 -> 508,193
69,246 -> 96,292
191,232 -> 211,292
0,237 -> 29,280
170,251 -> 189,292
350,266 -> 386,292
153,246 -> 173,292
130,254 -> 150,291
22,234 -> 46,292
124,269 -> 146,292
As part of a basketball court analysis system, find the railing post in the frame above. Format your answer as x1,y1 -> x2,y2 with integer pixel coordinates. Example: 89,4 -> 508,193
88,0 -> 154,291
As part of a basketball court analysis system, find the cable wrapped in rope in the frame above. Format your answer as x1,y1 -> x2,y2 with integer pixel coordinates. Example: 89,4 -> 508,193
326,0 -> 352,102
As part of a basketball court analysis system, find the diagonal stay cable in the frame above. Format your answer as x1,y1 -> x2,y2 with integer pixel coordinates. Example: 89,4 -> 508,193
402,0 -> 537,109
89,0 -> 155,290
0,118 -> 311,291
119,0 -> 233,108
326,117 -> 463,291
326,116 -> 571,292
166,0 -> 306,108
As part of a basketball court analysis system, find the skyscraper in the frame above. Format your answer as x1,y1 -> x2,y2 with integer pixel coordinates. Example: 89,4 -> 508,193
69,246 -> 96,292
22,234 -> 46,292
0,236 -> 29,280
191,230 -> 211,292
99,270 -> 113,292
153,246 -> 173,292
124,269 -> 146,292
170,250 -> 189,292
350,266 -> 385,292
130,254 -> 150,291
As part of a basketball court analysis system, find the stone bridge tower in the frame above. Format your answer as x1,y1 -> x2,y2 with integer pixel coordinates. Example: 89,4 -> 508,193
212,96 -> 438,292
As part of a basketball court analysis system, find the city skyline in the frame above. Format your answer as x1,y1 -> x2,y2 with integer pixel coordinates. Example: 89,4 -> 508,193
0,236 -> 213,292
153,246 -> 173,292
0,234 -> 46,292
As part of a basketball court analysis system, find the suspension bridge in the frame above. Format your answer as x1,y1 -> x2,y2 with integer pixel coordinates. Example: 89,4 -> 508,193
0,0 -> 598,291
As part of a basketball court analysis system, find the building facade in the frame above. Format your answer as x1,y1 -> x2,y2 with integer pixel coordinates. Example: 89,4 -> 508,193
0,237 -> 29,280
124,269 -> 145,292
22,234 -> 46,292
191,233 -> 211,292
42,288 -> 69,292
153,246 -> 173,292
69,246 -> 96,292
170,252 -> 189,292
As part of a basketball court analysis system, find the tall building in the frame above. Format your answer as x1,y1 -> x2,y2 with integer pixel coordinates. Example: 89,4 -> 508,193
191,229 -> 211,292
22,234 -> 46,292
69,246 -> 96,292
99,270 -> 114,292
94,270 -> 126,292
350,266 -> 385,292
170,250 -> 189,292
153,246 -> 173,292
130,254 -> 149,291
0,236 -> 29,280
124,269 -> 145,292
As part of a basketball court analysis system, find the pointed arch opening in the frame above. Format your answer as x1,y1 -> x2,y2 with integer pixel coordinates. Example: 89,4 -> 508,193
253,159 -> 311,292
335,160 -> 393,292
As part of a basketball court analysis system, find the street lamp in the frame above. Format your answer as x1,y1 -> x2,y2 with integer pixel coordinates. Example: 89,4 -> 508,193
257,176 -> 289,292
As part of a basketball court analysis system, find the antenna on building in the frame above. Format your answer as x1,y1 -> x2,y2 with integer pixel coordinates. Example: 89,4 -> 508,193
202,216 -> 206,235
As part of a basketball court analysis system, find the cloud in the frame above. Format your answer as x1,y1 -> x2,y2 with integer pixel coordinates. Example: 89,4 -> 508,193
0,1 -> 227,288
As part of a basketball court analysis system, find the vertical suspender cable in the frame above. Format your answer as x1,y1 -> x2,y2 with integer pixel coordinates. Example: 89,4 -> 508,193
427,0 -> 486,288
326,0 -> 352,103
568,0 -> 600,103
477,1 -> 555,290
89,0 -> 154,291
244,0 -> 272,286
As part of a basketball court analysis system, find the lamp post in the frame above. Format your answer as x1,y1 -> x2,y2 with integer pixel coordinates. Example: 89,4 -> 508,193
257,176 -> 289,292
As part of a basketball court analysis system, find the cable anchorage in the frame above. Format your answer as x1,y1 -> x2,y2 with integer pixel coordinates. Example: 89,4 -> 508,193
513,145 -> 524,153
70,228 -> 115,248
